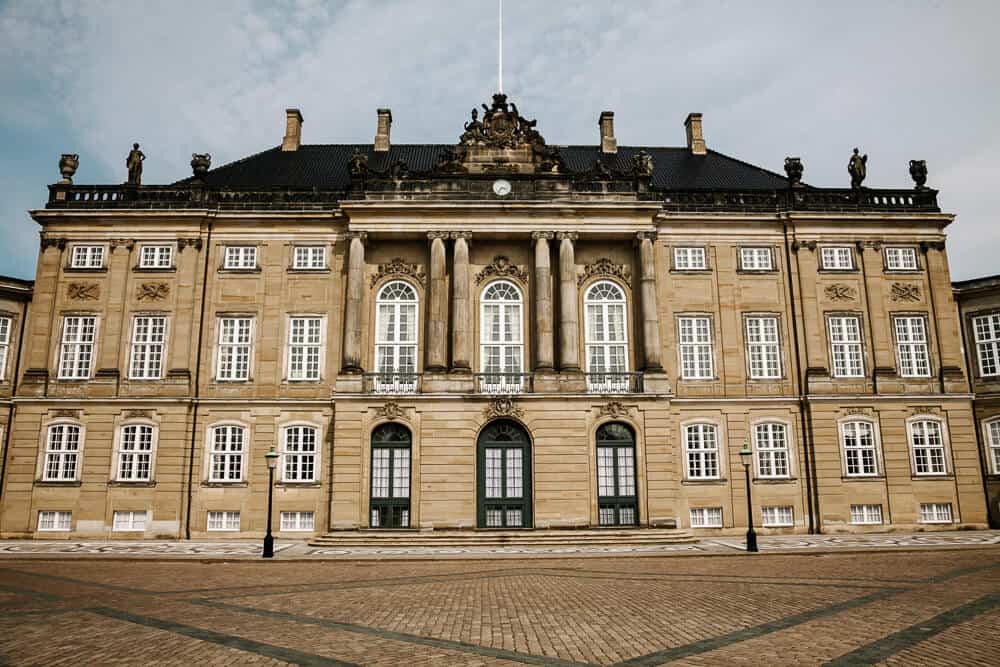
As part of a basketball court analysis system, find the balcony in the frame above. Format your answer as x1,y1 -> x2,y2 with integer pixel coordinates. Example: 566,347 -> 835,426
476,373 -> 532,395
364,373 -> 420,395
586,372 -> 643,394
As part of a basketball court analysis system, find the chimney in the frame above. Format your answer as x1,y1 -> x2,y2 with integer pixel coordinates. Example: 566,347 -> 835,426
281,108 -> 303,152
684,113 -> 706,155
599,111 -> 617,154
374,108 -> 392,152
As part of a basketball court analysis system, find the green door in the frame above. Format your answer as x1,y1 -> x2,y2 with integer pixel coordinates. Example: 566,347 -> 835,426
596,422 -> 638,526
477,420 -> 532,528
370,423 -> 411,528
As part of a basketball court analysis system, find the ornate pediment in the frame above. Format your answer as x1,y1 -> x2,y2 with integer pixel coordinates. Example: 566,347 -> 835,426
371,258 -> 426,287
578,258 -> 631,287
460,93 -> 545,149
476,256 -> 528,285
483,396 -> 523,421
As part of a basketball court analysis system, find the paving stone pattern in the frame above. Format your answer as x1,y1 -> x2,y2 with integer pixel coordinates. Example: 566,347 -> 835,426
1,546 -> 999,665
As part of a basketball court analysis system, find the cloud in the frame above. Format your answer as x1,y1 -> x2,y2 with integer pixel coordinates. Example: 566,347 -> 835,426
0,0 -> 998,279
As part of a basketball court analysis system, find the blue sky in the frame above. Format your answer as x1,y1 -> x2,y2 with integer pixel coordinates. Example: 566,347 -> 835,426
1,0 -> 997,280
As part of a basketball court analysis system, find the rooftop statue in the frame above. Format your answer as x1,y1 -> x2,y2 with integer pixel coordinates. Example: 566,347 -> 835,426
909,159 -> 928,190
126,143 -> 145,186
848,147 -> 867,189
459,93 -> 546,149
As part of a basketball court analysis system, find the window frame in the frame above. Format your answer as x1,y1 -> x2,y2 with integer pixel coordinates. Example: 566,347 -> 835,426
893,314 -> 932,378
206,510 -> 241,531
908,417 -> 949,477
69,244 -> 106,270
206,423 -> 248,484
583,280 -> 630,389
985,418 -> 1000,475
761,506 -> 794,527
280,423 -> 320,483
738,246 -> 774,272
128,314 -> 168,380
222,245 -> 258,270
753,421 -> 792,479
850,504 -> 884,525
689,507 -> 723,528
37,510 -> 72,532
215,316 -> 255,382
677,315 -> 715,380
839,418 -> 882,478
918,502 -> 953,524
291,245 -> 327,270
884,246 -> 919,272
683,422 -> 722,480
279,511 -> 315,531
112,510 -> 148,532
672,246 -> 708,271
744,314 -> 783,380
41,422 -> 83,482
286,314 -> 325,382
0,315 -> 11,382
819,246 -> 855,271
971,312 -> 1000,378
479,279 -> 525,384
827,313 -> 866,378
114,421 -> 157,483
57,314 -> 99,380
137,244 -> 175,270
374,280 -> 420,386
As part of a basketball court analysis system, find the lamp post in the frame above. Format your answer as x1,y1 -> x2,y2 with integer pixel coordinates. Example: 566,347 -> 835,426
739,440 -> 759,553
263,446 -> 279,559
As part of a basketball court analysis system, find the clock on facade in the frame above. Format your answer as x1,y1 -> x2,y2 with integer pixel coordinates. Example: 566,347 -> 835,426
492,179 -> 512,197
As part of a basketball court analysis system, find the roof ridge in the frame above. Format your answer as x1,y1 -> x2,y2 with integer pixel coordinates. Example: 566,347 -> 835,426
704,148 -> 790,184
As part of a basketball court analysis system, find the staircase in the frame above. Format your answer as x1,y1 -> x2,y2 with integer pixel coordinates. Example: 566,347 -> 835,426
309,528 -> 697,548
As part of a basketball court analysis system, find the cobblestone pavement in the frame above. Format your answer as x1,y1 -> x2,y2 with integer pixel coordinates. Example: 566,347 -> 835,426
1,530 -> 999,559
1,546 -> 998,665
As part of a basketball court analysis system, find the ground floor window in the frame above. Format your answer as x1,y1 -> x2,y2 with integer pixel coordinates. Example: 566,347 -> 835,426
761,506 -> 794,527
37,511 -> 71,532
596,422 -> 638,526
370,423 -> 411,528
280,511 -> 315,531
478,420 -> 532,528
207,511 -> 240,531
850,504 -> 883,525
112,510 -> 147,531
919,503 -> 953,524
690,507 -> 723,528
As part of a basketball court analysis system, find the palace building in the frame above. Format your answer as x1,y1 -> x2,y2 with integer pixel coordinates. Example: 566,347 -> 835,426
0,94 -> 994,540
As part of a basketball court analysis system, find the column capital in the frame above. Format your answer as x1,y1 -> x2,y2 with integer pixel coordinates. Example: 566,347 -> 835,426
111,238 -> 135,251
556,231 -> 578,242
346,230 -> 368,243
450,231 -> 473,241
635,230 -> 658,243
919,240 -> 946,253
40,236 -> 67,251
531,231 -> 554,241
791,239 -> 817,253
427,231 -> 450,241
856,240 -> 883,252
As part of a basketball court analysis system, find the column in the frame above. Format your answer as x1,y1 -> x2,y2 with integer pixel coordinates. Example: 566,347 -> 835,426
450,231 -> 472,372
426,231 -> 449,372
637,231 -> 663,371
340,231 -> 366,373
532,231 -> 555,371
557,232 -> 580,372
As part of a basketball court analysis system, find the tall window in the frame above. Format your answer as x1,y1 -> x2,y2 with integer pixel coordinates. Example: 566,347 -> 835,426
674,247 -> 706,270
117,424 -> 154,482
988,420 -> 1000,475
370,423 -> 411,528
885,247 -> 917,271
282,425 -> 318,482
58,316 -> 97,379
216,317 -> 253,381
820,246 -> 853,270
288,316 -> 322,381
842,420 -> 878,476
129,316 -> 166,380
0,316 -> 10,381
828,315 -> 864,377
894,316 -> 930,377
679,316 -> 713,379
596,423 -> 637,526
480,281 -> 523,393
224,246 -> 257,269
685,424 -> 720,479
70,245 -> 105,269
209,425 -> 246,482
740,247 -> 773,271
375,281 -> 418,392
745,316 -> 781,379
43,424 -> 81,481
139,245 -> 173,269
293,246 -> 326,270
585,281 -> 629,392
754,422 -> 789,478
973,313 -> 1000,376
910,420 -> 947,475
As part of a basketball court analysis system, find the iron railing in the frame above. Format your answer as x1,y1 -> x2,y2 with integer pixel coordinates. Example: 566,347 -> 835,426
475,373 -> 532,395
363,373 -> 420,395
585,372 -> 643,394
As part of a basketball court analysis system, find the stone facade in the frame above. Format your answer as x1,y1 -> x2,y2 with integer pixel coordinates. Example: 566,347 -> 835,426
0,97 -> 990,538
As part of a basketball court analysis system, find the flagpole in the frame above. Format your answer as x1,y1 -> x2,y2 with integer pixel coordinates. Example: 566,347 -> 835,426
498,0 -> 503,93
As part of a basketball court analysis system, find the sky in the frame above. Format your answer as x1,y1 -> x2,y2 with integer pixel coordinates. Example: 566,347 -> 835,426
0,0 -> 997,281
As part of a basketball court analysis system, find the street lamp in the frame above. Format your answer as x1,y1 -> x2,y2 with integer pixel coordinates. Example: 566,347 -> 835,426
739,440 -> 759,553
263,446 -> 279,559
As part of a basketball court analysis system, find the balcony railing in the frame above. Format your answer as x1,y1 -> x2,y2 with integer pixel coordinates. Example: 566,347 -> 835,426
364,373 -> 420,395
476,373 -> 532,395
586,372 -> 643,394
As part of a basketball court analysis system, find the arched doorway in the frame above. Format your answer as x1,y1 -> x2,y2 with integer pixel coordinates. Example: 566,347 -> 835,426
596,422 -> 638,526
477,420 -> 532,528
370,423 -> 411,528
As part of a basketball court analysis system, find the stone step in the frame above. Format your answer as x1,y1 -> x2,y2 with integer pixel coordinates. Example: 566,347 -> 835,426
309,528 -> 697,548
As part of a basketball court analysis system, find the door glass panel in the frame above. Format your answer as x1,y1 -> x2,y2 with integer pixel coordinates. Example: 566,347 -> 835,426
505,449 -> 523,498
506,509 -> 522,527
372,449 -> 390,497
597,447 -> 615,496
485,448 -> 502,498
486,509 -> 502,527
392,448 -> 410,498
617,448 -> 635,496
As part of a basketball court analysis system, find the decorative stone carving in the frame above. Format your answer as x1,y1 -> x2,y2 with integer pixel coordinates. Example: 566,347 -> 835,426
890,283 -> 921,302
600,401 -> 629,418
848,147 -> 867,189
41,237 -> 67,251
190,153 -> 211,181
475,255 -> 528,285
111,238 -> 135,251
375,402 -> 404,421
435,146 -> 468,173
67,283 -> 99,300
136,282 -> 170,301
578,257 -> 631,287
349,148 -> 369,176
824,284 -> 857,302
910,406 -> 941,417
791,240 -> 817,252
371,258 -> 426,287
844,407 -> 873,417
177,238 -> 203,251
919,240 -> 946,252
460,93 -> 545,149
50,409 -> 81,419
909,159 -> 928,190
123,409 -> 153,419
58,154 -> 79,184
784,157 -> 804,187
483,396 -> 524,421
126,142 -> 145,185
632,150 -> 654,177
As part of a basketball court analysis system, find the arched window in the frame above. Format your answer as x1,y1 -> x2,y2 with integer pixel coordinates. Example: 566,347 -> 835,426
684,423 -> 719,479
370,423 -> 411,528
753,422 -> 790,478
987,418 -> 1000,475
585,281 -> 628,392
841,420 -> 878,477
117,423 -> 156,482
43,423 -> 81,481
374,281 -> 418,393
209,425 -> 246,483
910,419 -> 947,476
596,422 -> 638,526
478,420 -> 532,528
480,280 -> 524,393
282,424 -> 318,482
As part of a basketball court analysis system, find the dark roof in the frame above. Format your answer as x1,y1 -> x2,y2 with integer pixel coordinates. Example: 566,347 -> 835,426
176,144 -> 791,191
953,273 -> 1000,294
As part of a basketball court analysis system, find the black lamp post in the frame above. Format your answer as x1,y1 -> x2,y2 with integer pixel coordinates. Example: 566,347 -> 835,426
739,440 -> 759,553
263,446 -> 279,559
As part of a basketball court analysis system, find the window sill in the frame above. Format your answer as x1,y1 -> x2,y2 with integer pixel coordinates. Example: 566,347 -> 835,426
681,478 -> 728,485
218,268 -> 261,274
670,269 -> 712,275
752,477 -> 797,484
64,266 -> 108,274
883,269 -> 922,275
35,480 -> 81,487
288,268 -> 331,275
213,380 -> 254,384
276,482 -> 322,488
132,267 -> 176,273
107,480 -> 157,488
841,475 -> 885,482
201,482 -> 249,488
818,268 -> 858,274
912,474 -> 953,481
737,269 -> 778,275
